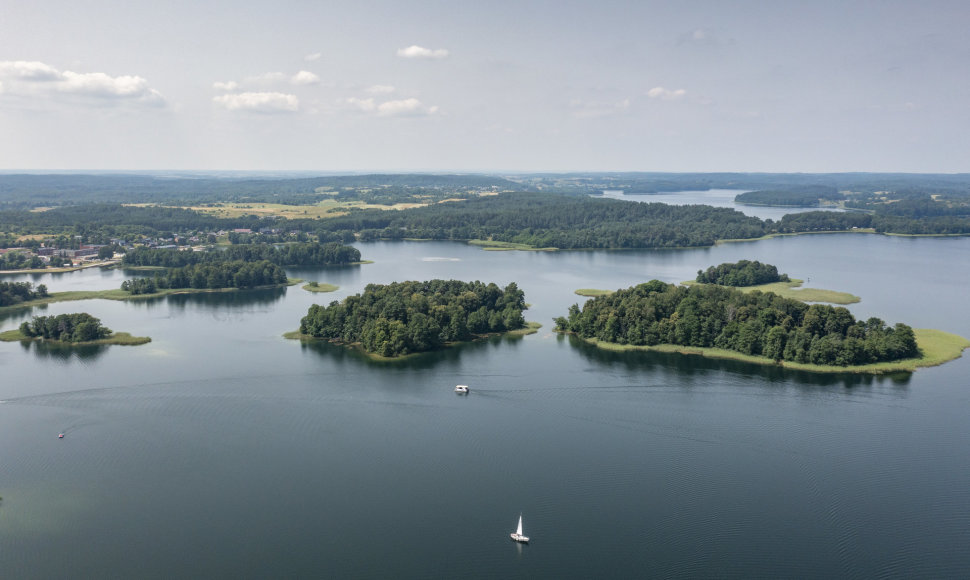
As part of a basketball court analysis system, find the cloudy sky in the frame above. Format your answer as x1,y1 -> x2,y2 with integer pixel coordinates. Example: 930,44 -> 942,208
1,0 -> 968,172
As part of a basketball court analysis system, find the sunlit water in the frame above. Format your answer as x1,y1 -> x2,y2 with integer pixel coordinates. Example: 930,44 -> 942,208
1,235 -> 969,579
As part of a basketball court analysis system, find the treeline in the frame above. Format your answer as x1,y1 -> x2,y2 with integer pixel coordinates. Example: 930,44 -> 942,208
121,261 -> 288,294
735,187 -> 842,207
0,251 -> 45,270
299,279 -> 527,357
320,193 -> 768,248
0,173 -> 523,209
0,281 -> 48,307
696,260 -> 790,286
555,281 -> 919,366
122,242 -> 361,268
18,313 -> 111,342
776,211 -> 970,235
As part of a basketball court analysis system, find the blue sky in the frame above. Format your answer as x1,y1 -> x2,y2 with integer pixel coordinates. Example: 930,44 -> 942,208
1,0 -> 968,172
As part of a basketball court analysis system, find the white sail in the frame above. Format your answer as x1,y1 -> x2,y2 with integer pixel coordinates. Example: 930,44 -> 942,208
516,514 -> 523,536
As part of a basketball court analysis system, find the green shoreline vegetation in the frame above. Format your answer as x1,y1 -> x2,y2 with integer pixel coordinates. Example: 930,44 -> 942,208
569,328 -> 968,374
0,279 -> 301,313
575,289 -> 614,297
0,329 -> 151,346
557,280 -> 931,371
298,279 -> 529,357
683,279 -> 860,304
302,282 -> 338,292
284,321 -> 542,360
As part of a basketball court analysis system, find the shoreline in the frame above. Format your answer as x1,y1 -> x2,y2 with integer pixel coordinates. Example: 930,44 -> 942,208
284,321 -> 542,360
0,279 -> 302,313
562,328 -> 969,374
0,330 -> 151,346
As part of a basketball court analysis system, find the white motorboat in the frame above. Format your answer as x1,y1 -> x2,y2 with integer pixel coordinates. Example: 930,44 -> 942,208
510,513 -> 529,543
454,384 -> 469,394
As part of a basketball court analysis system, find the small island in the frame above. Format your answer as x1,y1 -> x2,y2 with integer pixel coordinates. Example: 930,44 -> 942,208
686,261 -> 859,304
1,313 -> 150,346
292,279 -> 531,358
555,280 -> 968,373
302,281 -> 339,293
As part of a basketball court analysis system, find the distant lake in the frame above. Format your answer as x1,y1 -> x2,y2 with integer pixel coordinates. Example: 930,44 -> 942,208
601,189 -> 845,221
2,235 -> 969,579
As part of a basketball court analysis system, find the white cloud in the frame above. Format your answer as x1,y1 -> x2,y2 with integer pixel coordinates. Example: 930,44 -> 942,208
647,87 -> 687,100
0,60 -> 62,81
213,81 -> 239,92
291,70 -> 320,85
396,45 -> 449,59
347,96 -> 437,117
304,52 -> 322,62
0,60 -> 164,105
366,84 -> 396,94
213,92 -> 299,113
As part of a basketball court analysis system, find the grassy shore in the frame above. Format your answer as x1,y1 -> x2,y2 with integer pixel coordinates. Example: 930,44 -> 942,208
0,279 -> 302,313
302,282 -> 339,292
682,279 -> 860,304
0,329 -> 151,346
569,328 -> 969,374
467,240 -> 559,252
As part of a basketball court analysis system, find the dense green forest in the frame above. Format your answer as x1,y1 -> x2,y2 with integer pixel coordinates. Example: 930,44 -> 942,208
122,242 -> 361,268
0,281 -> 48,307
18,313 -> 111,342
299,279 -> 527,357
0,173 -> 523,209
322,193 -> 768,248
121,260 -> 288,294
696,260 -> 790,286
735,187 -> 843,207
554,281 -> 919,366
3,173 -> 970,248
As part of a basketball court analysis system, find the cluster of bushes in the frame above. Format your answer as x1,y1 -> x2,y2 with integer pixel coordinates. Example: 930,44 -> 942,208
696,260 -> 790,287
300,279 -> 527,357
0,281 -> 48,307
555,281 -> 919,366
121,260 -> 288,294
18,313 -> 111,342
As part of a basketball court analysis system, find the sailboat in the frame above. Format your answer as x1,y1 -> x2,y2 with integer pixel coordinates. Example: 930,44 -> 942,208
510,513 -> 529,543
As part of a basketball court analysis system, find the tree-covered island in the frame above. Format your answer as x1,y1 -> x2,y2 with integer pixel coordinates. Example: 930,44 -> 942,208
296,279 -> 529,357
554,281 -> 943,372
1,313 -> 150,345
696,260 -> 789,286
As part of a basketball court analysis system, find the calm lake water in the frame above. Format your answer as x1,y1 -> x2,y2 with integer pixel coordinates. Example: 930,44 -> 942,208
2,234 -> 969,579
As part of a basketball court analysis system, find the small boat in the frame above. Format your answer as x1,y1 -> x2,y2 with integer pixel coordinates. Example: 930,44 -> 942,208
454,384 -> 469,394
58,433 -> 64,439
510,513 -> 529,543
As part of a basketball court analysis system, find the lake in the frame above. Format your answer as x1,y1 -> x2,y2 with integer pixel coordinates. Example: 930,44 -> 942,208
2,234 -> 969,579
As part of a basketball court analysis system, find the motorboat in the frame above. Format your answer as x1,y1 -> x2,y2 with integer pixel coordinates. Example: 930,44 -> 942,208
454,384 -> 469,394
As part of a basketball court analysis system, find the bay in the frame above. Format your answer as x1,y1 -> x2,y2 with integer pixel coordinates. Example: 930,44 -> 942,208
1,235 -> 969,579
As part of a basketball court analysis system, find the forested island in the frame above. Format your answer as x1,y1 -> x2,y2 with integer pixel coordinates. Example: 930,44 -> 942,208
554,281 -> 925,370
696,261 -> 789,286
121,260 -> 289,294
0,313 -> 150,345
296,279 -> 529,357
122,242 -> 360,268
